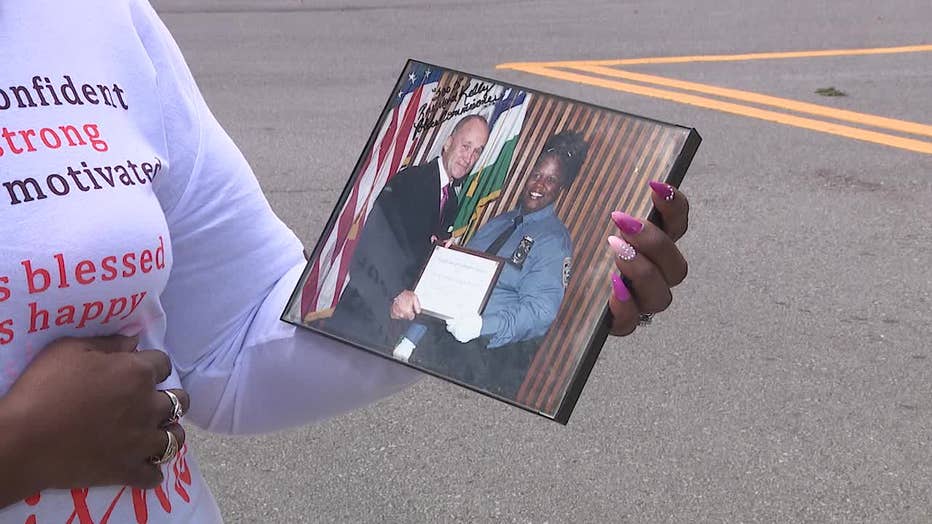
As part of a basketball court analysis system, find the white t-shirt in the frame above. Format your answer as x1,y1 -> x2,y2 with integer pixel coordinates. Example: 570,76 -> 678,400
0,1 -> 419,521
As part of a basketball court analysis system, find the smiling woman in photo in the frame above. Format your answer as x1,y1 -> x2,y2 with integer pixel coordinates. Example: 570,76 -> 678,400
408,130 -> 590,397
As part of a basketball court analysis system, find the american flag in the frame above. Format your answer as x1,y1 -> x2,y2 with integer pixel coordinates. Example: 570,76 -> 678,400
300,63 -> 442,321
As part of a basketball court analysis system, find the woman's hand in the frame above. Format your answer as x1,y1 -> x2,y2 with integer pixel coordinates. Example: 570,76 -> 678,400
606,181 -> 689,335
0,335 -> 190,508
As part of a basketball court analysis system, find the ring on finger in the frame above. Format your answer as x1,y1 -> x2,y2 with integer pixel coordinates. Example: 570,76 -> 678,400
638,313 -> 654,326
163,390 -> 183,424
151,429 -> 179,465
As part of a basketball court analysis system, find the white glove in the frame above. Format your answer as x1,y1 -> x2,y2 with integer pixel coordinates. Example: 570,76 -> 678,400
445,313 -> 482,343
393,337 -> 416,362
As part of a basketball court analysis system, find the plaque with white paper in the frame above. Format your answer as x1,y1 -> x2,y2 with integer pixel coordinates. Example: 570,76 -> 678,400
413,245 -> 503,320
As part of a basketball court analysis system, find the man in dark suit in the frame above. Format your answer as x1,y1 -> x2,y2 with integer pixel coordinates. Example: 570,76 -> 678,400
323,115 -> 490,351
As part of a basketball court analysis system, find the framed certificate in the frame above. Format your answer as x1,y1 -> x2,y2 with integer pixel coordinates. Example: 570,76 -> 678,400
412,245 -> 504,320
282,59 -> 700,424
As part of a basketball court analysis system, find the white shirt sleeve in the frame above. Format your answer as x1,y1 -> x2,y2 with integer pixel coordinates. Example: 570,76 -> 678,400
132,0 -> 420,434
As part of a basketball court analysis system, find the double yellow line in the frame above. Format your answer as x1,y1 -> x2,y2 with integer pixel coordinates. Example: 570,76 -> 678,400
498,45 -> 932,155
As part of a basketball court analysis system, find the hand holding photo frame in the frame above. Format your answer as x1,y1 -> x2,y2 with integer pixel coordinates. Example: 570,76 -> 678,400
282,60 -> 700,423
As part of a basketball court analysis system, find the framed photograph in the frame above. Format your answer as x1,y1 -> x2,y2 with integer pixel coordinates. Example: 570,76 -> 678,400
282,59 -> 700,423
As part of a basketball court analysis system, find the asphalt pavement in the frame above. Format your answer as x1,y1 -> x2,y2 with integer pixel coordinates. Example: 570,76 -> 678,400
153,1 -> 932,521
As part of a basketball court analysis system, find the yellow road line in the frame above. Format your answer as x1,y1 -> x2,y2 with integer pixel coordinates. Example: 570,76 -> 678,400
567,63 -> 932,138
497,44 -> 932,68
500,63 -> 932,155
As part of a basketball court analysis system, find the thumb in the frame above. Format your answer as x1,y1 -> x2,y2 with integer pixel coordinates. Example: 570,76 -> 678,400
87,334 -> 140,354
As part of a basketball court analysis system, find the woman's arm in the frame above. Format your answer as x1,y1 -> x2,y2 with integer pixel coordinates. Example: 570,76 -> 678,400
131,1 -> 419,435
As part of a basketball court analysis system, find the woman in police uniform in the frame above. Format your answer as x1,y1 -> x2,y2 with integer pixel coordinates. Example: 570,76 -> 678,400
412,130 -> 589,398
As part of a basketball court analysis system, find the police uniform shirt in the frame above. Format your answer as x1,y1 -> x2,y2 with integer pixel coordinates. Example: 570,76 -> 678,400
466,204 -> 572,348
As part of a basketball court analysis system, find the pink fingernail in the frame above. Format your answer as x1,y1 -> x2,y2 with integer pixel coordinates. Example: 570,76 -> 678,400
611,211 -> 644,235
607,235 -> 636,261
649,181 -> 675,202
611,273 -> 631,302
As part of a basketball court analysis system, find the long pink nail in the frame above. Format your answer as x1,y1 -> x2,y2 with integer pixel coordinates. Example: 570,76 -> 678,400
611,211 -> 644,235
649,181 -> 675,202
607,235 -> 636,261
611,273 -> 631,301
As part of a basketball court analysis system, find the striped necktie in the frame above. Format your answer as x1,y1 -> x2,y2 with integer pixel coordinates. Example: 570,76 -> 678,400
439,183 -> 450,213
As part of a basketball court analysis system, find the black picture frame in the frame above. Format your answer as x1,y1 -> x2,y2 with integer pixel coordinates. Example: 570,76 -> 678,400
282,59 -> 701,423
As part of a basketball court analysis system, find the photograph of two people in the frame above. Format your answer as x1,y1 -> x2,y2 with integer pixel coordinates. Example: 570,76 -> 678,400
284,61 -> 699,422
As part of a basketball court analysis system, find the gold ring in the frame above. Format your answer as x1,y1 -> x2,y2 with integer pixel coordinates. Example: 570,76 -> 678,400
151,429 -> 178,465
163,390 -> 183,424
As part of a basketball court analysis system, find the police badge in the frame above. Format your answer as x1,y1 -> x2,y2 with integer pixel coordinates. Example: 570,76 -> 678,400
562,257 -> 572,288
510,235 -> 534,268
